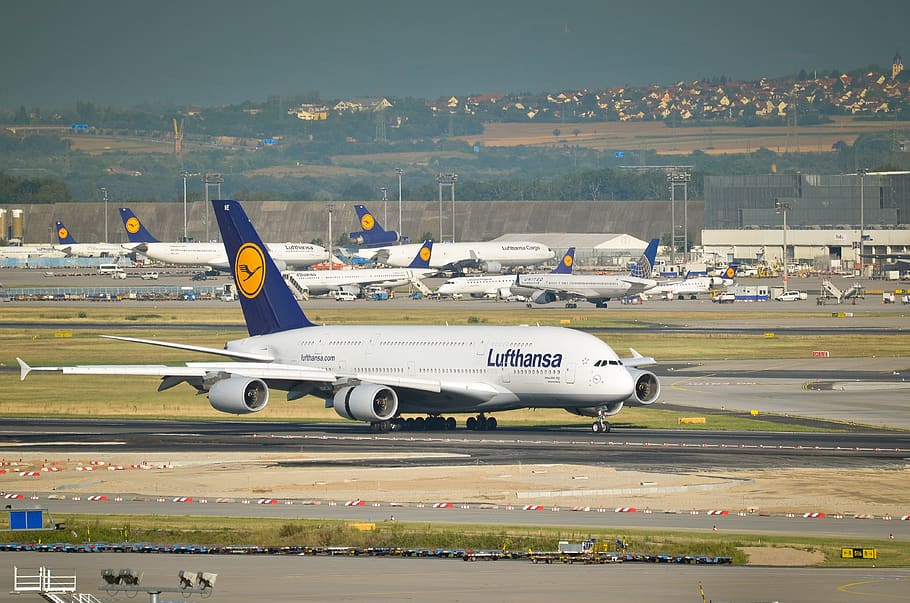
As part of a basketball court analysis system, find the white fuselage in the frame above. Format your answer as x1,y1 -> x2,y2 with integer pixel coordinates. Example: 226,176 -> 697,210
0,245 -> 66,259
284,267 -> 436,296
137,242 -> 327,269
437,275 -> 517,297
55,243 -> 133,258
227,325 -> 634,413
512,274 -> 657,301
646,276 -> 732,298
361,241 -> 555,270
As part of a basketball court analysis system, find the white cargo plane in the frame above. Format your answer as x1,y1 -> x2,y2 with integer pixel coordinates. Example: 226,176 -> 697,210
436,247 -> 576,299
119,207 -> 327,270
511,239 -> 660,308
18,200 -> 660,434
53,221 -> 133,258
283,240 -> 436,299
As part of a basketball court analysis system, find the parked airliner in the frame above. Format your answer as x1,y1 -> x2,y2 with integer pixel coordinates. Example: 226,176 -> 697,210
348,204 -> 405,247
511,238 -> 659,308
644,264 -> 736,299
119,207 -> 327,270
436,247 -> 576,299
18,200 -> 660,434
283,240 -> 436,299
54,221 -> 133,258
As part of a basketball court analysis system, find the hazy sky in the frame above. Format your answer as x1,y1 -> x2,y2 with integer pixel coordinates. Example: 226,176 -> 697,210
2,0 -> 908,110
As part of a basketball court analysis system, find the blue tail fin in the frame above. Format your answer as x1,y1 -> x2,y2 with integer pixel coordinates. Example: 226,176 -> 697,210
212,200 -> 314,336
629,238 -> 659,279
349,204 -> 400,248
405,240 -> 433,269
721,263 -> 737,281
551,247 -> 575,274
54,221 -> 78,245
118,208 -> 159,243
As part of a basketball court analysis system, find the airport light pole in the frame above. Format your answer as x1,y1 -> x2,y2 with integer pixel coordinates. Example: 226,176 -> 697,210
395,168 -> 403,241
327,204 -> 334,271
775,199 -> 791,289
380,186 -> 388,227
99,187 -> 109,243
179,170 -> 198,241
436,172 -> 457,243
857,168 -> 868,279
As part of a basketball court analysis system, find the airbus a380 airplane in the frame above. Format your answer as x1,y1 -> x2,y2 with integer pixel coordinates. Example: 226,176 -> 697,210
18,200 -> 660,434
119,207 -> 327,270
283,240 -> 436,298
436,247 -> 576,299
54,221 -> 133,258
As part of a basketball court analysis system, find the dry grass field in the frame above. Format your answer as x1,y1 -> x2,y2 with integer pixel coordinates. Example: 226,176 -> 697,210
456,115 -> 910,155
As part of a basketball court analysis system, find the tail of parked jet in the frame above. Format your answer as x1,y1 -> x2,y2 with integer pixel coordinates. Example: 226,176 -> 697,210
118,208 -> 160,243
629,238 -> 659,279
348,204 -> 402,248
213,200 -> 314,337
54,221 -> 78,245
551,247 -> 576,274
406,240 -> 433,269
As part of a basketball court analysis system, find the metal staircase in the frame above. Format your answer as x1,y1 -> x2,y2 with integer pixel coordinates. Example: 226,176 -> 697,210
12,566 -> 101,603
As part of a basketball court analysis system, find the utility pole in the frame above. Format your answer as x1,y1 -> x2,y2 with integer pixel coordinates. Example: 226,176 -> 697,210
395,168 -> 404,241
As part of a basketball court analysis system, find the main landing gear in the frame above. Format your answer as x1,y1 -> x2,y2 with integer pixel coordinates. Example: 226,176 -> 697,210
465,414 -> 497,431
591,412 -> 611,433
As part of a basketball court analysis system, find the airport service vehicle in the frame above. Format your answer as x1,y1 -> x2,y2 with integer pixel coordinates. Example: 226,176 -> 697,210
18,200 -> 660,435
510,239 -> 659,308
712,292 -> 736,303
141,272 -> 159,280
775,290 -> 807,301
118,207 -> 327,270
333,291 -> 357,301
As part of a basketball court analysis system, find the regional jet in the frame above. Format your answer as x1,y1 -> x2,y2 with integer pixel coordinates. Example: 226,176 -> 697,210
643,264 -> 736,300
53,221 -> 133,258
18,200 -> 659,434
119,207 -> 328,270
283,240 -> 436,299
511,239 -> 659,308
436,247 -> 576,299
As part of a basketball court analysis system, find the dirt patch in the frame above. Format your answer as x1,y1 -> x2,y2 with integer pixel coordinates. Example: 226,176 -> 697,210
740,546 -> 824,566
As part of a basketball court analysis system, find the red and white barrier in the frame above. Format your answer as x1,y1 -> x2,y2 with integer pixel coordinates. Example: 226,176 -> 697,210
345,499 -> 365,507
3,494 -> 24,499
172,496 -> 193,503
707,510 -> 729,516
614,507 -> 637,513
87,495 -> 107,501
17,471 -> 40,477
523,505 -> 544,511
257,499 -> 278,505
433,502 -> 454,509
803,512 -> 826,518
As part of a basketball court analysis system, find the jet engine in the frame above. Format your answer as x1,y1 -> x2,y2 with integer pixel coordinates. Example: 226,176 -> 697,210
480,261 -> 502,273
529,289 -> 557,304
333,383 -> 399,422
208,376 -> 269,414
625,368 -> 660,405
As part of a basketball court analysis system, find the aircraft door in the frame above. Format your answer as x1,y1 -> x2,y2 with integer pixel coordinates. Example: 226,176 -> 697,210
564,363 -> 576,384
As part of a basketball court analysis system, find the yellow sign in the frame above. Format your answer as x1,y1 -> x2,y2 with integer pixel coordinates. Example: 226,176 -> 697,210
841,548 -> 877,559
234,243 -> 266,298
360,214 -> 375,230
678,417 -> 706,424
350,522 -> 375,531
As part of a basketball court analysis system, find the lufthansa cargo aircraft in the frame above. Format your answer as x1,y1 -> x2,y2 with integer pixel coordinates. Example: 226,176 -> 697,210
118,207 -> 327,270
18,201 -> 659,434
348,204 -> 405,247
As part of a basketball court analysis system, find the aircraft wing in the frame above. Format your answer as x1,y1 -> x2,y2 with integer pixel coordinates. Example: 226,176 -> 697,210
346,371 -> 512,402
622,348 -> 657,368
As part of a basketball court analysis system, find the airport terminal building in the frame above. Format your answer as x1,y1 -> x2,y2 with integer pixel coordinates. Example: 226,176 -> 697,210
702,173 -> 910,274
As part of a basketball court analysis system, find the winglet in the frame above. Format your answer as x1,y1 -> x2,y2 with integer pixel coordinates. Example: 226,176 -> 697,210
17,358 -> 31,381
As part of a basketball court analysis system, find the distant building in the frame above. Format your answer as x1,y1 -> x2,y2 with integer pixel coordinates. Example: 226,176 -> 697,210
893,51 -> 904,80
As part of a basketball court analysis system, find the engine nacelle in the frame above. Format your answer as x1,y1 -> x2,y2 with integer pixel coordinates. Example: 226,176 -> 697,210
333,383 -> 399,422
567,400 -> 625,418
480,260 -> 502,273
625,368 -> 660,405
208,376 -> 269,414
530,289 -> 557,304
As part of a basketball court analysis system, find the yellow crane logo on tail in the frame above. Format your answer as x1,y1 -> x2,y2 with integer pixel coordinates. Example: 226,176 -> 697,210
235,243 -> 266,298
360,214 -> 375,231
125,217 -> 141,234
57,227 -> 68,240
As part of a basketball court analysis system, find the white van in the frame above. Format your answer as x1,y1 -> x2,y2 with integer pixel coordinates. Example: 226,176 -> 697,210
98,263 -> 121,274
333,291 -> 357,301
